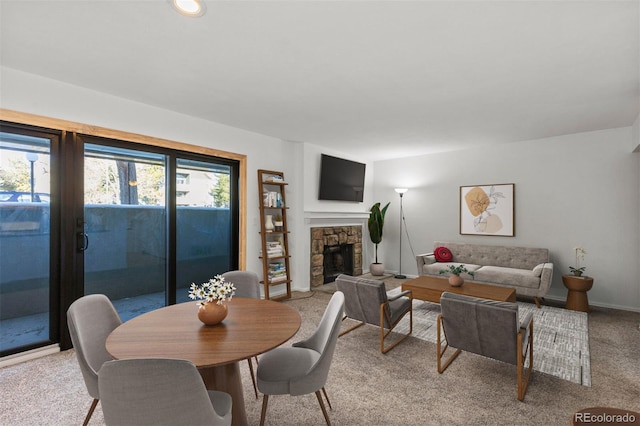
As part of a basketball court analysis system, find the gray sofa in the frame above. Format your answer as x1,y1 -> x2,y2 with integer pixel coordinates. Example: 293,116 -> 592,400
415,241 -> 553,307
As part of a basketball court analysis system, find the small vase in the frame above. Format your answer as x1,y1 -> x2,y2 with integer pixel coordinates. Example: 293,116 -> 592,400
197,302 -> 228,326
265,215 -> 275,232
448,275 -> 464,287
573,271 -> 583,277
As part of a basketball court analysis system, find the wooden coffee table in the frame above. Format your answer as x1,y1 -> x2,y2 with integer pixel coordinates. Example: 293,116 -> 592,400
402,275 -> 516,304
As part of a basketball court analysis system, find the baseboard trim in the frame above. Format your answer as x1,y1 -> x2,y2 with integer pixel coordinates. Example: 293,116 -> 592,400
0,344 -> 60,368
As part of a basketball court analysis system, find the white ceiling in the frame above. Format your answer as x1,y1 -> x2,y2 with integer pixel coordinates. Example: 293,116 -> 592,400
1,0 -> 638,161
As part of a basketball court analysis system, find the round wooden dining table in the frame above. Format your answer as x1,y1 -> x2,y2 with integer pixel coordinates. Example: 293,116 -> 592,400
106,298 -> 301,426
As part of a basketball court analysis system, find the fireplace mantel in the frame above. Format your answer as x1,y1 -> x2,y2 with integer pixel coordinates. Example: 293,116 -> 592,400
304,211 -> 369,225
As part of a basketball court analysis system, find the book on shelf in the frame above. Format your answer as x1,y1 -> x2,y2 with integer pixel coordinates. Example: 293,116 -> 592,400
264,175 -> 285,183
268,262 -> 287,282
259,241 -> 284,257
262,191 -> 284,207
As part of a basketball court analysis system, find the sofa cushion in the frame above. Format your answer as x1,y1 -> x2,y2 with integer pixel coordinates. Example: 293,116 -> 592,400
434,246 -> 453,262
474,266 -> 540,289
433,241 -> 549,270
421,254 -> 436,265
423,262 -> 481,280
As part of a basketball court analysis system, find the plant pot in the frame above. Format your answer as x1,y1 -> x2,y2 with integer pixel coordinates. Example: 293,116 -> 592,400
370,263 -> 385,276
448,275 -> 464,287
197,302 -> 228,326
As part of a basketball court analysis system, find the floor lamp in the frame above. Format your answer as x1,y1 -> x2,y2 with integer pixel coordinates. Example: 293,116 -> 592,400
394,188 -> 408,279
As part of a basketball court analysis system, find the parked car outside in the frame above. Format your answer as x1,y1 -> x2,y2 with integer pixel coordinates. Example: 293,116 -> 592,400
0,191 -> 49,203
0,192 -> 50,233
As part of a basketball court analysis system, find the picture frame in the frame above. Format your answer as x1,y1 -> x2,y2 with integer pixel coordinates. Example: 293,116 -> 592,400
459,183 -> 514,236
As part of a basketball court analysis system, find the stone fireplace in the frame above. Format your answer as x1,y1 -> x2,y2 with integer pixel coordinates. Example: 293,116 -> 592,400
310,225 -> 363,287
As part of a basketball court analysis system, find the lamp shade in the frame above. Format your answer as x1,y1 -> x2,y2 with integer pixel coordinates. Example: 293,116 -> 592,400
394,188 -> 408,194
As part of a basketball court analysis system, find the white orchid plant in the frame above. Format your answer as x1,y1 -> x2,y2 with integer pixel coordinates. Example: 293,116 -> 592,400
188,275 -> 236,306
570,246 -> 587,275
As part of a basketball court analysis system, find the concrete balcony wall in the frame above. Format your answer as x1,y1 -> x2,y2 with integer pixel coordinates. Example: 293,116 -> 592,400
0,204 -> 231,319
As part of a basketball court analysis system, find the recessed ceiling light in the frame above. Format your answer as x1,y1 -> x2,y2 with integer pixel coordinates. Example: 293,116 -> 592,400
169,0 -> 206,17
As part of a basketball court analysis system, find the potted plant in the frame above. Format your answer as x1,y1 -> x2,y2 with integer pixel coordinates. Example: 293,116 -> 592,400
189,275 -> 236,325
368,201 -> 390,276
439,264 -> 475,287
570,246 -> 587,276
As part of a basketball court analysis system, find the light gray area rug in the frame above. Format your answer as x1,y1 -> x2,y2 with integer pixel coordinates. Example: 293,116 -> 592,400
387,287 -> 591,386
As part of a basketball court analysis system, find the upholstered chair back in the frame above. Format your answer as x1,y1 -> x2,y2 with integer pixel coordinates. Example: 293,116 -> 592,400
221,270 -> 260,299
335,274 -> 391,327
67,294 -> 122,399
440,292 -> 521,365
99,358 -> 232,426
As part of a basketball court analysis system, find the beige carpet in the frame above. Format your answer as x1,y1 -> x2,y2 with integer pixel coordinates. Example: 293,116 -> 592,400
1,281 -> 639,425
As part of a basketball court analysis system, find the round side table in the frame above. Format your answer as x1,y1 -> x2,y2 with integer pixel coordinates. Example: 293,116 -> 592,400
562,274 -> 594,312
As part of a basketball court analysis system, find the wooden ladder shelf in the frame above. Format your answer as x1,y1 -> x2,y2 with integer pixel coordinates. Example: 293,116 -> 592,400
257,169 -> 292,300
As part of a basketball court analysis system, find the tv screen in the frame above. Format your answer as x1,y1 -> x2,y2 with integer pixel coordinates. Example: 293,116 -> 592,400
318,154 -> 366,202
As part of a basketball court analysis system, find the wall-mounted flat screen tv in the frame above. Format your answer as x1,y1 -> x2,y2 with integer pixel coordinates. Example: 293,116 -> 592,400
318,154 -> 366,202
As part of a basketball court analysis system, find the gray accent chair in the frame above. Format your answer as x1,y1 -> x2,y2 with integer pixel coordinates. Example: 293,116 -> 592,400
437,292 -> 534,401
66,294 -> 122,426
256,291 -> 345,426
335,274 -> 413,353
222,270 -> 261,399
98,358 -> 232,426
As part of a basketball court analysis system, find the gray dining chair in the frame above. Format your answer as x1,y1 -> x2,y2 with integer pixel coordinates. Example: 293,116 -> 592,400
99,358 -> 232,426
66,294 -> 122,426
222,270 -> 261,398
437,291 -> 534,401
257,291 -> 345,426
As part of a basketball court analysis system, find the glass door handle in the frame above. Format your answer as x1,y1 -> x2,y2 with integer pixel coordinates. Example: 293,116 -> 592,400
77,232 -> 89,252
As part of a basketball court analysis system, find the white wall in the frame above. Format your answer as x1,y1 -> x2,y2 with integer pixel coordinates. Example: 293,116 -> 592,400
301,143 -> 374,214
374,127 -> 640,311
3,67 -> 638,310
299,143 -> 375,285
0,67 -> 305,295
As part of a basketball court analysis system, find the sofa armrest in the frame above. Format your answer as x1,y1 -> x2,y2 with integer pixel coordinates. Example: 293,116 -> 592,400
416,253 -> 435,276
537,263 -> 554,298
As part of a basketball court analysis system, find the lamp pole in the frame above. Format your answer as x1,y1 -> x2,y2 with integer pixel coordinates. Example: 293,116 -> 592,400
25,153 -> 38,202
394,188 -> 408,279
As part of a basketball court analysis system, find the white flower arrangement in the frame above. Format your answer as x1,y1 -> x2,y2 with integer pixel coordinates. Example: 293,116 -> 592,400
570,246 -> 587,275
188,275 -> 236,306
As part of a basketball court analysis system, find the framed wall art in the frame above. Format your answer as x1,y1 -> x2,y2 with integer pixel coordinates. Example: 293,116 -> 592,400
459,183 -> 514,236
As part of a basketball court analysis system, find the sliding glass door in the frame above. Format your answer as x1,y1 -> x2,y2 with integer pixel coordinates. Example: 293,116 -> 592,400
83,144 -> 168,320
80,139 -> 239,322
0,128 -> 58,353
175,158 -> 236,303
0,120 -> 240,357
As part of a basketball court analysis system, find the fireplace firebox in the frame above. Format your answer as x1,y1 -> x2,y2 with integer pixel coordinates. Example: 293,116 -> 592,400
323,244 -> 354,284
310,225 -> 363,287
